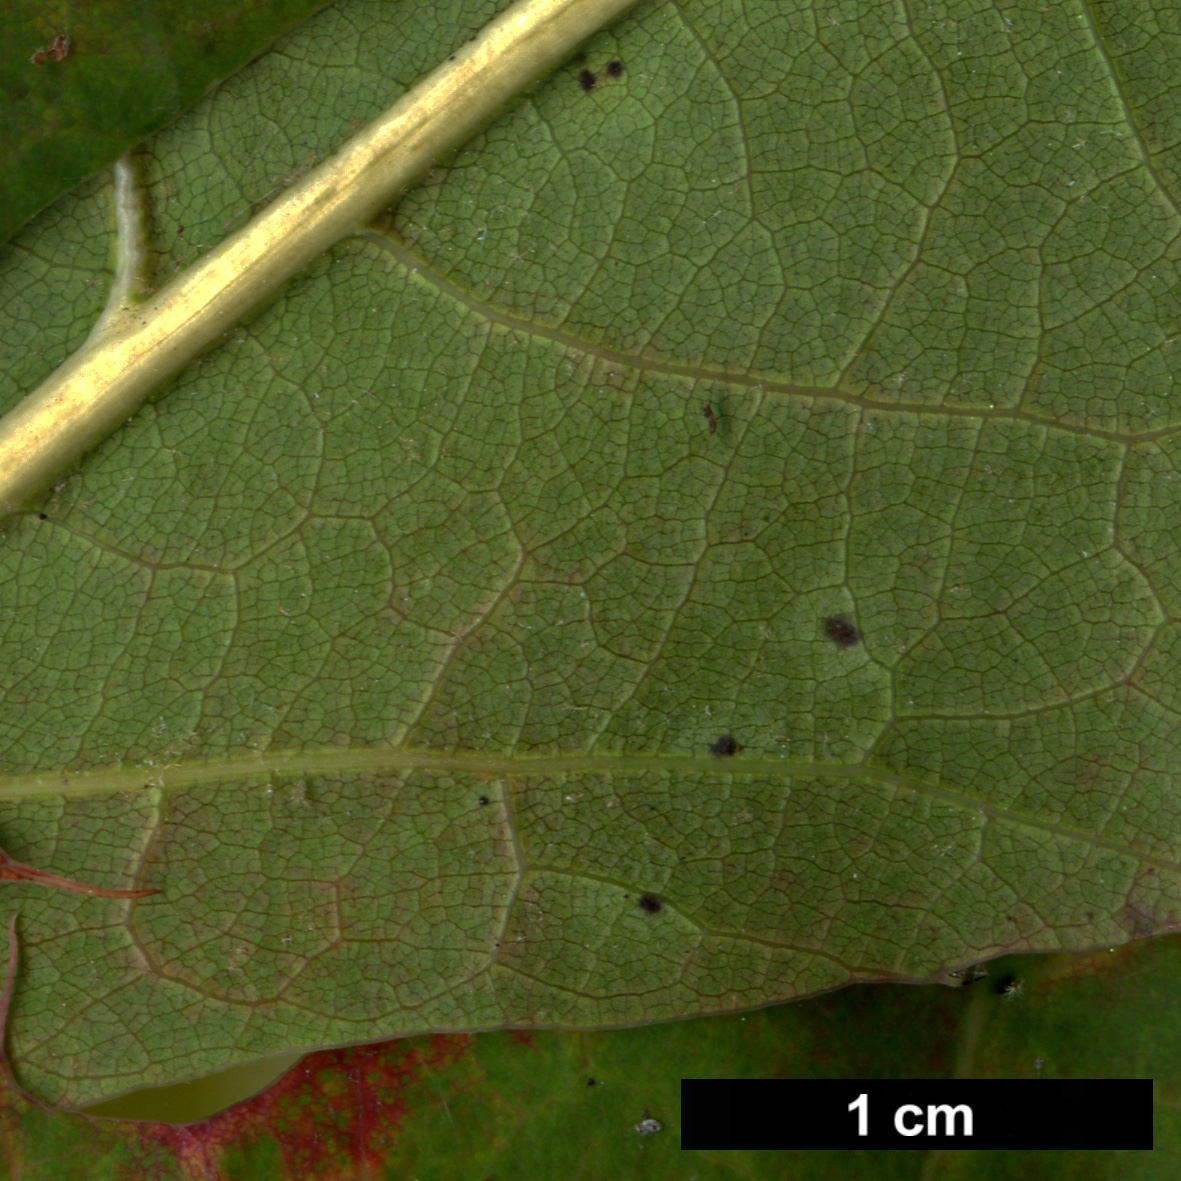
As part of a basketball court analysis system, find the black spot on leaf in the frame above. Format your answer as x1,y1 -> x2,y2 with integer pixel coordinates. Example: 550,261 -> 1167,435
709,733 -> 741,757
702,402 -> 717,435
477,796 -> 490,806
587,1077 -> 596,1086
607,60 -> 625,78
638,893 -> 663,914
38,513 -> 47,520
578,68 -> 597,92
823,614 -> 860,648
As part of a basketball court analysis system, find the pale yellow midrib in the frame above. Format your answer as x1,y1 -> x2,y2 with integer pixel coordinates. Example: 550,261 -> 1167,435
0,0 -> 644,516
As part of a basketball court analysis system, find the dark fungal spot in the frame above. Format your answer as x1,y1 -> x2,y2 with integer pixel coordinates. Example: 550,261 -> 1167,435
477,796 -> 490,806
587,1077 -> 596,1086
994,973 -> 1020,997
702,402 -> 717,436
823,614 -> 860,648
578,68 -> 597,92
709,733 -> 741,757
638,893 -> 663,914
606,59 -> 624,78
38,513 -> 47,520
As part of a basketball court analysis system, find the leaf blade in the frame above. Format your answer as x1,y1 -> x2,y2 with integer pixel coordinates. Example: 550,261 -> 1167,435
0,0 -> 1179,1110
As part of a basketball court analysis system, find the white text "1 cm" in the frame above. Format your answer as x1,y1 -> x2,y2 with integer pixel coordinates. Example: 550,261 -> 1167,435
848,1093 -> 974,1137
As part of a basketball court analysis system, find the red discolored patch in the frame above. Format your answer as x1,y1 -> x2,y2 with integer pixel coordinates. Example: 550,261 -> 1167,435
134,1034 -> 472,1179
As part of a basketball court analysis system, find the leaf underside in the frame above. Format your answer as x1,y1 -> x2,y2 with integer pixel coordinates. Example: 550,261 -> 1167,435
1,0 -> 1180,1106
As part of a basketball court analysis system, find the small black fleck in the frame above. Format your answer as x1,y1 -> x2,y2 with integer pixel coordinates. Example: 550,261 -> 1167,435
994,973 -> 1019,997
38,513 -> 47,520
606,59 -> 624,78
638,893 -> 662,914
702,402 -> 717,436
578,68 -> 597,92
709,733 -> 741,757
587,1077 -> 596,1086
823,614 -> 860,648
477,796 -> 490,806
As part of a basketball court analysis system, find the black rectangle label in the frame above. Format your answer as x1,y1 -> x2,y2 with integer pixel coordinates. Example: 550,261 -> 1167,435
680,1079 -> 1153,1150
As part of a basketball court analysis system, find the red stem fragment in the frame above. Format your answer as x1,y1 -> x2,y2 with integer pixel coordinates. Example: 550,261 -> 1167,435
0,846 -> 158,898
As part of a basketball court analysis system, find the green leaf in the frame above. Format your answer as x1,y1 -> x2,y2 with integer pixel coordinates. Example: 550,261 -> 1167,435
1,0 -> 1178,1115
7,938 -> 1178,1176
0,0 -> 338,247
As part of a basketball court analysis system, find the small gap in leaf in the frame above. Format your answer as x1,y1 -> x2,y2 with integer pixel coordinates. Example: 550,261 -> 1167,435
948,965 -> 988,986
